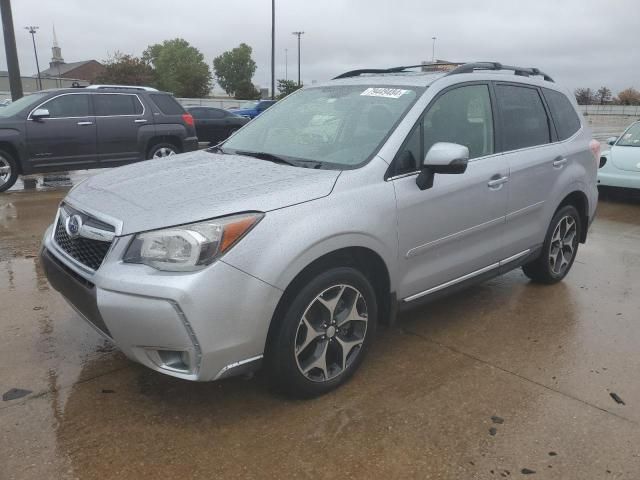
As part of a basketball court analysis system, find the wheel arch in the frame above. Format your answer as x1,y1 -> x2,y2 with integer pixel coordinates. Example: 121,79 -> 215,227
556,190 -> 589,243
0,141 -> 22,174
263,246 -> 393,357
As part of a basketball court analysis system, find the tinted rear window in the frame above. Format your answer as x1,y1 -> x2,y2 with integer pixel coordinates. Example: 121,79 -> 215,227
495,85 -> 550,151
94,94 -> 143,116
150,94 -> 185,115
542,88 -> 581,140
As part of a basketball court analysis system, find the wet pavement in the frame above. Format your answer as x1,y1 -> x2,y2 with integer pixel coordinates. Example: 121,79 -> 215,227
2,161 -> 640,478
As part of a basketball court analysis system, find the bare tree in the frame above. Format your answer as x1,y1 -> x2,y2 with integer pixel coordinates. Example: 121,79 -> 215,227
617,87 -> 640,106
574,88 -> 594,105
596,86 -> 612,105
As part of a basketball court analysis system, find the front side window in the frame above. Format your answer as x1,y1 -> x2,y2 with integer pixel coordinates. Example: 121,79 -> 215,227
222,85 -> 421,168
495,84 -> 550,151
40,94 -> 90,118
423,84 -> 494,159
543,88 -> 581,140
617,122 -> 640,147
94,94 -> 143,116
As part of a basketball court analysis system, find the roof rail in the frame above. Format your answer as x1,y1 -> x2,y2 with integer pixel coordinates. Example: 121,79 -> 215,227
445,62 -> 554,82
333,62 -> 461,79
86,84 -> 159,92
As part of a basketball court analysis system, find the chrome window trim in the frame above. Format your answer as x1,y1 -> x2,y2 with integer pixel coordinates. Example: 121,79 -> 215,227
27,92 -> 145,120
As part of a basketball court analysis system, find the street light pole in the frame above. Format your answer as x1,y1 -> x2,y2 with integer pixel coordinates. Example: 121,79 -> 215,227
292,31 -> 304,86
0,0 -> 23,100
25,26 -> 42,90
285,48 -> 288,81
270,0 -> 275,100
431,36 -> 437,63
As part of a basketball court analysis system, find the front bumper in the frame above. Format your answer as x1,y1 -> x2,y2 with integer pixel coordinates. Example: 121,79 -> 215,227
41,224 -> 282,381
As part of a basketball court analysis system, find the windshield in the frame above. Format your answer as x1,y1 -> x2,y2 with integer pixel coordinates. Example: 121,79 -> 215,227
0,92 -> 47,118
222,85 -> 421,168
617,123 -> 640,147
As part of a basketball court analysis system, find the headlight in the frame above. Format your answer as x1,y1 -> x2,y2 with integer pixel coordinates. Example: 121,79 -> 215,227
123,212 -> 263,271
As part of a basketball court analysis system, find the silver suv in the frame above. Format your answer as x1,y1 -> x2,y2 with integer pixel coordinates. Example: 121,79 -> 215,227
41,62 -> 599,398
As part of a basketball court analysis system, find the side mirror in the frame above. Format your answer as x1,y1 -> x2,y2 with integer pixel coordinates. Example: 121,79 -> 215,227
31,108 -> 50,120
416,142 -> 469,190
607,137 -> 617,146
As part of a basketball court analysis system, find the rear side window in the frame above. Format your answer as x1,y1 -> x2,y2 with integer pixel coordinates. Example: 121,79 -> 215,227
495,85 -> 550,151
150,94 -> 185,115
94,94 -> 143,116
542,89 -> 581,140
208,108 -> 226,119
40,94 -> 90,118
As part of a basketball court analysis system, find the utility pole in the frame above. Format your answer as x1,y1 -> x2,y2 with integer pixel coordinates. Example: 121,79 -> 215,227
285,48 -> 288,81
292,31 -> 304,86
431,36 -> 437,63
25,26 -> 42,90
0,0 -> 23,100
270,0 -> 275,100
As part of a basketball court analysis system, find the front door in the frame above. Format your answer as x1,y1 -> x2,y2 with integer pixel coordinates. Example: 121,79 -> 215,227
392,83 -> 508,301
93,93 -> 150,166
25,93 -> 97,170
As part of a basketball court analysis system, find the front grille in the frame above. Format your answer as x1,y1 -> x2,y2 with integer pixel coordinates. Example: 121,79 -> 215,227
54,216 -> 112,270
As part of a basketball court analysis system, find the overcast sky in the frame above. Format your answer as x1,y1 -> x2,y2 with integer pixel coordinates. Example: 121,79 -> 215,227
3,0 -> 639,94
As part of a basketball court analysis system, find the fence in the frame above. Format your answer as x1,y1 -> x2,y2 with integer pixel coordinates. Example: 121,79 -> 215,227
176,98 -> 253,109
579,104 -> 640,116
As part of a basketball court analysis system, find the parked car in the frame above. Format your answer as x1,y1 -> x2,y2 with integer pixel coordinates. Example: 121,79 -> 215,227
0,85 -> 198,192
228,99 -> 276,119
41,62 -> 598,398
186,106 -> 249,144
598,121 -> 640,190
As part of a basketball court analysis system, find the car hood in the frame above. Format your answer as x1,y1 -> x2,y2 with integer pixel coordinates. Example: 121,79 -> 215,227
610,145 -> 640,172
66,150 -> 341,235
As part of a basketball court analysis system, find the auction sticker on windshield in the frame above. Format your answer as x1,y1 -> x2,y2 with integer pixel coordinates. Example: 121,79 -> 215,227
361,88 -> 410,99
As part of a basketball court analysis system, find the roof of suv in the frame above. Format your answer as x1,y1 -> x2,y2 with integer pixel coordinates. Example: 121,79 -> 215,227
35,86 -> 170,95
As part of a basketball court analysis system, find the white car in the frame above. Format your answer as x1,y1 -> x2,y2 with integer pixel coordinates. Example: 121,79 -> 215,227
598,121 -> 640,189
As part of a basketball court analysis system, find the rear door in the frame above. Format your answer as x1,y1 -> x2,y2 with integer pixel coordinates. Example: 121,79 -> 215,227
93,93 -> 151,166
495,83 -> 565,257
25,93 -> 97,169
392,83 -> 509,300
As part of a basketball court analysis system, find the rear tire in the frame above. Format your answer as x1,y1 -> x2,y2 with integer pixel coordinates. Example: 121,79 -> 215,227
147,143 -> 179,159
0,149 -> 18,193
522,205 -> 581,284
267,267 -> 377,398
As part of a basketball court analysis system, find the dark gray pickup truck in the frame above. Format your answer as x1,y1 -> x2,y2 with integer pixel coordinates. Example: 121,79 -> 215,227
0,85 -> 198,192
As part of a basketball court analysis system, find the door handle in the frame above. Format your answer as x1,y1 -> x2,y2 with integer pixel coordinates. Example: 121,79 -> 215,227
76,121 -> 93,126
488,175 -> 509,189
553,157 -> 568,168
134,119 -> 147,123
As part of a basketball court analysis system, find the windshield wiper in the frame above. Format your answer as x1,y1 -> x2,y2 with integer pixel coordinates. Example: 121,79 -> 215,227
233,150 -> 299,167
207,144 -> 227,154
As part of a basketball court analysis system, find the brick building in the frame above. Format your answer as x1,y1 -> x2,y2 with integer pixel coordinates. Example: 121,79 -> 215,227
38,27 -> 104,83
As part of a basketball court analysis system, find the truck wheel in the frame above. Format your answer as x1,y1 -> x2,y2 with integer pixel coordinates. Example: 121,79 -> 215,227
267,267 -> 377,398
522,205 -> 581,284
148,143 -> 179,159
0,149 -> 18,193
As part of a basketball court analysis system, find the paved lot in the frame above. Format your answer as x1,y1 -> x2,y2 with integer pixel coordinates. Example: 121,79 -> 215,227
1,120 -> 640,478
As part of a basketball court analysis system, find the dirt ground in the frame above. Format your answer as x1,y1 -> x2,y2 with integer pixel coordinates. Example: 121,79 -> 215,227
1,145 -> 640,479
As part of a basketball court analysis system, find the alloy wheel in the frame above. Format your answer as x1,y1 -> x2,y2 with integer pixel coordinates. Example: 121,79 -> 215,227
152,147 -> 176,158
549,215 -> 578,276
0,156 -> 11,187
294,284 -> 368,382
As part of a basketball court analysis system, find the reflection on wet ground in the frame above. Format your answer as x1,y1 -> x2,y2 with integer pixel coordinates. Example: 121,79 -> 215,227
2,164 -> 640,479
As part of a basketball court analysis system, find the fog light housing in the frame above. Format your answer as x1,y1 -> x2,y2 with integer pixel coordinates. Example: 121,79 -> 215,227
156,350 -> 191,372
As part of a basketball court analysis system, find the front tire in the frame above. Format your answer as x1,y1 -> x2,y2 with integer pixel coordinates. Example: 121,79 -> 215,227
147,143 -> 179,159
267,267 -> 377,398
522,205 -> 581,284
0,149 -> 18,193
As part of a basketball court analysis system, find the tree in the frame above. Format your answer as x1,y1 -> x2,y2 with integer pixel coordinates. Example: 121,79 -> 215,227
213,43 -> 257,98
596,86 -> 612,105
277,79 -> 302,99
95,52 -> 156,86
142,38 -> 211,97
574,88 -> 594,105
617,87 -> 640,106
234,81 -> 261,100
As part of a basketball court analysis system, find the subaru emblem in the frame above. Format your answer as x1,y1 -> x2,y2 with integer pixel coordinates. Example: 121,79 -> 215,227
65,214 -> 83,239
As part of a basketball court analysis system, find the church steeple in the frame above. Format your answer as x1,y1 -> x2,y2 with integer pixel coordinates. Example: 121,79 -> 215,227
50,24 -> 64,68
